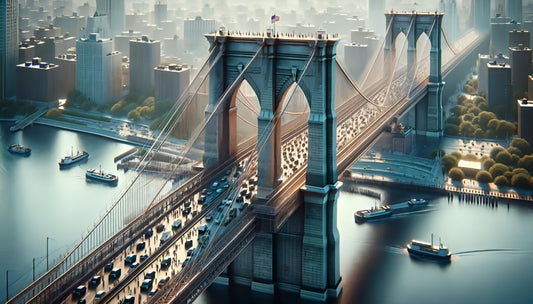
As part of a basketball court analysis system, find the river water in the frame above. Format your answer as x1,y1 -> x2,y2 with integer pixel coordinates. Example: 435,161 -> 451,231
2,123 -> 533,304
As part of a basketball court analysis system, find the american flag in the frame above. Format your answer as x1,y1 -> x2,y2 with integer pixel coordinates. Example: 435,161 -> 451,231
271,14 -> 280,24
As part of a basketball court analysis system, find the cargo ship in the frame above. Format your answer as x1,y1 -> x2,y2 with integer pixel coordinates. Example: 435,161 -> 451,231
407,234 -> 451,261
86,166 -> 118,185
58,148 -> 89,168
354,205 -> 392,223
8,144 -> 31,155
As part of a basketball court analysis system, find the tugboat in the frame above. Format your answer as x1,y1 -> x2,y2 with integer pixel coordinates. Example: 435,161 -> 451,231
354,204 -> 392,223
58,147 -> 89,168
407,233 -> 451,261
86,166 -> 118,185
8,144 -> 31,155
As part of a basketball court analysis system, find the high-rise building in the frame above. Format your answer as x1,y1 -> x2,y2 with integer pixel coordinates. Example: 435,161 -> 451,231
154,64 -> 190,102
16,57 -> 61,102
154,1 -> 167,27
477,53 -> 509,94
440,0 -> 458,41
85,11 -> 111,38
509,44 -> 531,97
517,99 -> 533,144
506,0 -> 523,23
509,29 -> 530,48
183,16 -> 216,52
76,33 -> 121,104
129,36 -> 160,94
490,20 -> 519,56
96,0 -> 125,37
368,0 -> 385,35
474,0 -> 491,30
114,30 -> 142,57
487,61 -> 512,111
1,0 -> 19,99
53,12 -> 87,38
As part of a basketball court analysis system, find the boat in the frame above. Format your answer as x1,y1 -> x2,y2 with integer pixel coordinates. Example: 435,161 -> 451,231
407,198 -> 428,207
407,234 -> 451,261
8,144 -> 31,155
58,148 -> 89,168
354,204 -> 392,223
86,166 -> 118,185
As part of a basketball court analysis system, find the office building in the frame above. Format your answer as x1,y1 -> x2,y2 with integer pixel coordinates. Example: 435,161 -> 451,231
53,12 -> 86,38
509,29 -> 530,48
474,0 -> 491,30
19,43 -> 35,62
183,16 -> 216,52
85,11 -> 111,38
55,52 -> 76,98
477,53 -> 509,94
1,0 -> 18,99
506,0 -> 523,23
154,64 -> 190,102
76,33 -> 121,105
96,0 -> 125,37
517,99 -> 533,144
490,20 -> 519,56
487,61 -> 512,111
154,1 -> 167,27
114,30 -> 142,57
16,57 -> 61,102
509,44 -> 531,97
129,36 -> 160,94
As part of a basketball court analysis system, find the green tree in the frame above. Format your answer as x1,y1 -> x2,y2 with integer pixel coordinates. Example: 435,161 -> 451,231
495,150 -> 513,165
463,83 -> 477,95
489,163 -> 509,178
510,138 -> 531,155
467,106 -> 482,116
490,146 -> 505,159
463,113 -> 474,121
483,158 -> 495,171
512,168 -> 530,176
442,154 -> 459,172
476,170 -> 493,183
494,175 -> 509,186
463,154 -> 479,161
507,146 -> 523,157
457,94 -> 469,105
451,105 -> 467,116
473,95 -> 486,107
448,167 -> 465,181
518,155 -> 533,172
511,173 -> 530,189
451,151 -> 463,160
459,121 -> 476,137
444,124 -> 459,135
474,128 -> 484,138
446,116 -> 461,125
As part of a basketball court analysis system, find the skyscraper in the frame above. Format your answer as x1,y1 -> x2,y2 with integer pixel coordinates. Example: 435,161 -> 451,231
183,16 -> 216,52
96,0 -> 125,37
1,0 -> 18,99
154,1 -> 167,27
129,36 -> 160,95
506,0 -> 523,23
368,0 -> 385,35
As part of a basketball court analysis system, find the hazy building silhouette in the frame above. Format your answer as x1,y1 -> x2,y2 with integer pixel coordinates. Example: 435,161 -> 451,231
16,57 -> 61,102
114,29 -> 142,57
368,0 -> 385,35
96,0 -> 125,37
19,43 -> 36,62
55,52 -> 76,98
490,18 -> 519,56
53,12 -> 86,38
1,0 -> 18,99
129,36 -> 160,95
85,11 -> 111,38
509,44 -> 531,97
506,0 -> 523,23
154,1 -> 167,27
183,16 -> 216,52
440,0 -> 458,41
76,33 -> 121,104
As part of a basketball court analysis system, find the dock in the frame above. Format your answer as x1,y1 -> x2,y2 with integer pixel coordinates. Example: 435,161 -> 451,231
10,106 -> 52,132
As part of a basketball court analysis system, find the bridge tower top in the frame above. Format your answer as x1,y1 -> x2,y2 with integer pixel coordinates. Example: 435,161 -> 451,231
205,27 -> 341,46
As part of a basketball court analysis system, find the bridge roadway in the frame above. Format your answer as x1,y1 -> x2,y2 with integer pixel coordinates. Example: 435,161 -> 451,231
12,31 -> 487,304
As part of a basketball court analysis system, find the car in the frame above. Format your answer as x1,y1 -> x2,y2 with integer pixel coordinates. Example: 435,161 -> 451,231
109,268 -> 121,281
211,181 -> 219,189
156,224 -> 165,233
161,257 -> 172,269
123,296 -> 135,304
184,239 -> 193,249
77,299 -> 86,304
125,254 -> 136,265
140,254 -> 149,262
130,262 -> 140,268
184,200 -> 191,208
145,270 -> 156,280
206,215 -> 213,222
172,219 -> 182,230
144,228 -> 154,238
158,276 -> 170,288
216,188 -> 224,194
198,224 -> 209,235
160,231 -> 172,244
72,285 -> 86,299
94,291 -> 106,303
140,279 -> 153,293
198,195 -> 206,204
136,241 -> 146,251
88,276 -> 101,289
148,288 -> 158,296
104,262 -> 113,272
182,257 -> 191,267
220,176 -> 227,182
201,188 -> 207,195
187,248 -> 195,256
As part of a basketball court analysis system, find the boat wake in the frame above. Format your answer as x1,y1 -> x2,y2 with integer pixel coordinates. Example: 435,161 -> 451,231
383,245 -> 407,255
454,248 -> 532,255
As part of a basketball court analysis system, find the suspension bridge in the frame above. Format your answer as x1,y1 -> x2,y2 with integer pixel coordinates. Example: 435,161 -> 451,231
7,11 -> 488,304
